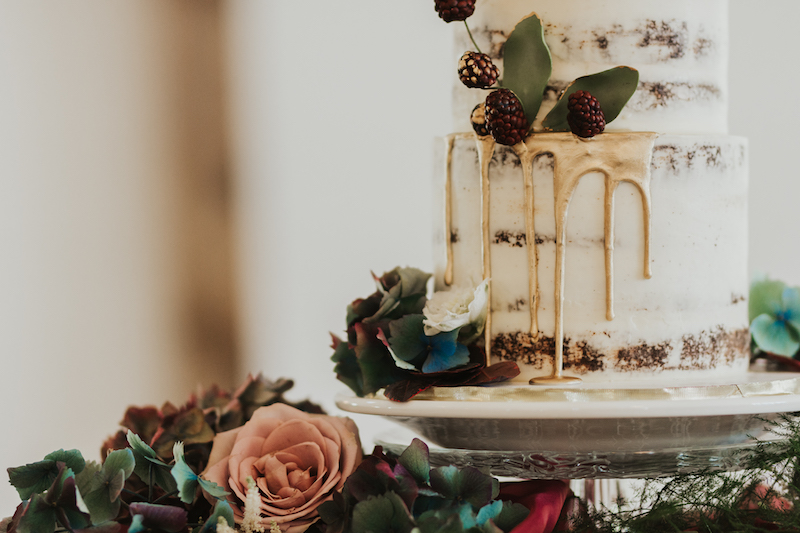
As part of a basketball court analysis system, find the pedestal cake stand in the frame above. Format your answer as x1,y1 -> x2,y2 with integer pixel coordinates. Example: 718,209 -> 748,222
336,371 -> 800,480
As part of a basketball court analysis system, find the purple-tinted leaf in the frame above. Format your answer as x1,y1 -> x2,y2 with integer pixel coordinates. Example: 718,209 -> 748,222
128,503 -> 187,533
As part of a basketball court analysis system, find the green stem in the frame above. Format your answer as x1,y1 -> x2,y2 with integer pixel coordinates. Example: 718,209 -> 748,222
464,20 -> 481,54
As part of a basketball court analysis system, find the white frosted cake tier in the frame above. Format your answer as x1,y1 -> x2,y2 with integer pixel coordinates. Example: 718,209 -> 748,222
452,0 -> 729,134
433,132 -> 749,383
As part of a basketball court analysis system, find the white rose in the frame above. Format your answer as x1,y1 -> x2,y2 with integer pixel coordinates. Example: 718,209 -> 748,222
422,279 -> 489,339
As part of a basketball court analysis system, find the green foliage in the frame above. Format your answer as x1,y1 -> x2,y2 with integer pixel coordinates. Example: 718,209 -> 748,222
126,430 -> 178,493
750,278 -> 800,357
7,449 -> 85,500
15,463 -> 91,533
579,415 -> 800,532
77,448 -> 135,523
542,67 -> 640,131
171,442 -> 229,504
319,440 -> 527,533
502,13 -> 552,126
198,500 -> 235,532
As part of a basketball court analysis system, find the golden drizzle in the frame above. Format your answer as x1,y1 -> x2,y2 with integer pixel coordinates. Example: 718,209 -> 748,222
523,132 -> 657,383
477,136 -> 496,365
443,133 -> 475,287
513,143 -> 540,338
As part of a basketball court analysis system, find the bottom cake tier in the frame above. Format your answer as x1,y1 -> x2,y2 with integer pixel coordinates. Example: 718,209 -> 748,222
433,132 -> 749,383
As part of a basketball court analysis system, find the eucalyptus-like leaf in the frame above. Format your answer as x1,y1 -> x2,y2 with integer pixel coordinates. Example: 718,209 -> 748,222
503,12 -> 552,126
398,438 -> 431,485
542,67 -> 639,131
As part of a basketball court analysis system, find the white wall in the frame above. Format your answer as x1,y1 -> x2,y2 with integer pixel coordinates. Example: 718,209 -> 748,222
0,1 -> 233,514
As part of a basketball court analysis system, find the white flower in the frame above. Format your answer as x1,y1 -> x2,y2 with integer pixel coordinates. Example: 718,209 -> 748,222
422,279 -> 489,338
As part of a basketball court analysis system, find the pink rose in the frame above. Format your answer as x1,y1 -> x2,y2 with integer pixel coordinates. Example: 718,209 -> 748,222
203,403 -> 362,532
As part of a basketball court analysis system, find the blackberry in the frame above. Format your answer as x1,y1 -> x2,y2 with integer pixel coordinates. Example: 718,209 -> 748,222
485,89 -> 528,146
567,90 -> 606,138
434,0 -> 475,23
470,103 -> 489,136
458,51 -> 499,89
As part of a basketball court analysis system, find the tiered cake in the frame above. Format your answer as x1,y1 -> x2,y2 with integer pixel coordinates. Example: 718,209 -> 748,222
432,0 -> 749,384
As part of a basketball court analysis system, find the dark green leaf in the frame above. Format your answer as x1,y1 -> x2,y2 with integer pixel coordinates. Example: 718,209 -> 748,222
15,495 -> 57,533
416,510 -> 466,533
354,322 -> 406,395
491,501 -> 530,532
351,493 -> 415,533
542,67 -> 639,131
8,449 -> 84,501
398,438 -> 430,485
388,315 -> 428,363
126,431 -> 177,493
331,333 -> 364,396
430,466 -> 494,509
45,450 -> 86,476
503,12 -> 552,126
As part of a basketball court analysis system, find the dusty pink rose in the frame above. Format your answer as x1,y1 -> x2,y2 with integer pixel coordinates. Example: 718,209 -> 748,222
203,403 -> 362,532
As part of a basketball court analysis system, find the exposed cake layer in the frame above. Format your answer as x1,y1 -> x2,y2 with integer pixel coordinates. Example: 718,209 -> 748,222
433,133 -> 749,383
452,0 -> 729,135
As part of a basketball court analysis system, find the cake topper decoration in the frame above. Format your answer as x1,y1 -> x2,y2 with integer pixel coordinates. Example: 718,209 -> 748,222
436,5 -> 640,144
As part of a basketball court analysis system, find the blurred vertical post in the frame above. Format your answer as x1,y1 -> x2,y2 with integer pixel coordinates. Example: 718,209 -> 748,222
0,0 -> 237,513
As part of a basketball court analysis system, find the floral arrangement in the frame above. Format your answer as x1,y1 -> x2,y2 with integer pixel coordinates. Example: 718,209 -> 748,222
1,375 -> 572,533
750,277 -> 800,367
330,267 -> 519,401
4,372 -> 800,532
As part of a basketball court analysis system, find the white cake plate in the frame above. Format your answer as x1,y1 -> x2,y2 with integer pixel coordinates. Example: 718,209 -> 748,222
336,371 -> 800,459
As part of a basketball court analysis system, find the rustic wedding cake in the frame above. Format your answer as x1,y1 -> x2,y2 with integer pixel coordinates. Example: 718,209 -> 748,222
432,0 -> 749,385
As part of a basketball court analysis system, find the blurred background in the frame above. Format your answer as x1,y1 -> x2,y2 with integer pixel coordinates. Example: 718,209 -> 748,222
0,0 -> 796,513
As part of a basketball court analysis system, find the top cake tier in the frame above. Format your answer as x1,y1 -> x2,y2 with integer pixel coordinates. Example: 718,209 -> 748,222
452,0 -> 729,134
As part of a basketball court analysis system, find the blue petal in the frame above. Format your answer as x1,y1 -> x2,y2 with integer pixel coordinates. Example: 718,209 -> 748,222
458,503 -> 478,528
476,500 -> 503,525
422,340 -> 470,373
751,314 -> 800,356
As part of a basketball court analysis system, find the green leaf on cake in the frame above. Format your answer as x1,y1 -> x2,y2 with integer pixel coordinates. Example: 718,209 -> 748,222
542,66 -> 640,131
502,12 -> 552,127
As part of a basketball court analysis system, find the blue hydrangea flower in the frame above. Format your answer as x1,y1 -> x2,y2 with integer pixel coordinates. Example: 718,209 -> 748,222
750,278 -> 800,357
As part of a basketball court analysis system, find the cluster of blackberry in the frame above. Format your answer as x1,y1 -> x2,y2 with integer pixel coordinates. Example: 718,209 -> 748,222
434,0 -> 604,144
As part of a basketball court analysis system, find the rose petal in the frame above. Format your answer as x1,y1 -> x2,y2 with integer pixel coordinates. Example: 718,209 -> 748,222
204,427 -> 242,473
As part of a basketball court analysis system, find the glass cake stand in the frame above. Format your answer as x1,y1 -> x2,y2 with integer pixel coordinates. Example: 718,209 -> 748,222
336,371 -> 800,479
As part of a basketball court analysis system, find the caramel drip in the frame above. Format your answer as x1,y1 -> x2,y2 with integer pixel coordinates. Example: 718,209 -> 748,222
443,133 -> 475,287
523,132 -> 657,383
514,143 -> 539,338
477,136 -> 496,365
